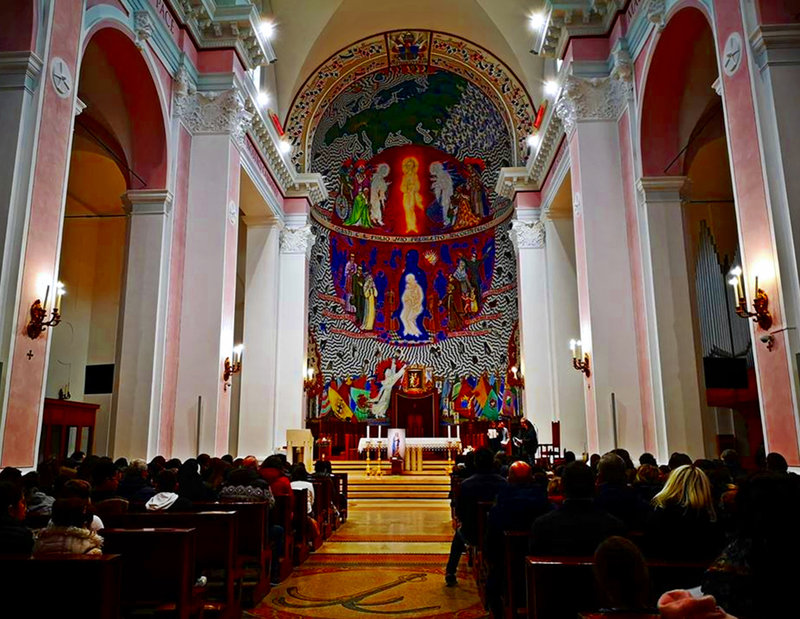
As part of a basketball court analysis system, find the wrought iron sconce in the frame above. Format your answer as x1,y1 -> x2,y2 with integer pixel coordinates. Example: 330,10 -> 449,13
728,266 -> 772,331
222,344 -> 243,391
26,282 -> 65,340
569,339 -> 591,378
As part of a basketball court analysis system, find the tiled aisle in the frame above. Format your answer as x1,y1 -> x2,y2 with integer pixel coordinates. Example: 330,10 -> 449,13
249,498 -> 488,618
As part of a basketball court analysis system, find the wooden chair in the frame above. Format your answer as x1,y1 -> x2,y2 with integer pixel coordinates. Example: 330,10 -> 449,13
0,554 -> 122,618
103,511 -> 240,618
102,528 -> 205,619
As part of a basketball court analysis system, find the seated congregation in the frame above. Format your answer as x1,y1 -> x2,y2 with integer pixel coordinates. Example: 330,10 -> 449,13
0,452 -> 346,617
448,446 -> 800,619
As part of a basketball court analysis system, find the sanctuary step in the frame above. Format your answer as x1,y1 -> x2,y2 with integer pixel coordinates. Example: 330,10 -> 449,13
329,463 -> 451,500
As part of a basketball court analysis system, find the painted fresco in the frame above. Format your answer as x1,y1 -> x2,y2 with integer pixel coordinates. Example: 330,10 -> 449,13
304,61 -> 521,422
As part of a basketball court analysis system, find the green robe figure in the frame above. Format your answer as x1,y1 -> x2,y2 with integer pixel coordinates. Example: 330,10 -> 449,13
344,164 -> 371,227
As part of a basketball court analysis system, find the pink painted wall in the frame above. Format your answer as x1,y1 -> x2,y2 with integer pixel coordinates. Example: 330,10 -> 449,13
514,191 -> 541,211
283,197 -> 311,215
712,1 -> 800,463
216,143 -> 242,455
0,0 -> 36,52
1,1 -> 83,467
618,109 -> 657,453
160,126 -> 192,456
567,135 -> 599,453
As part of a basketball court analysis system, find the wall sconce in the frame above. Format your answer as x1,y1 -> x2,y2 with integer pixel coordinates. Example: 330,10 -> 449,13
222,344 -> 243,391
569,339 -> 591,377
303,366 -> 317,393
728,266 -> 772,331
508,364 -> 525,388
26,281 -> 65,340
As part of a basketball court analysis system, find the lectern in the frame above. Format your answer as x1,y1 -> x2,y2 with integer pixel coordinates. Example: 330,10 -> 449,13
286,429 -> 314,465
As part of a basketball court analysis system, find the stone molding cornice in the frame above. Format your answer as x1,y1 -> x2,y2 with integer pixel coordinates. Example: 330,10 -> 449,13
536,1 -> 626,57
496,167 -> 537,199
0,51 -> 43,94
279,224 -> 315,256
749,24 -> 800,71
286,173 -> 329,205
166,0 -> 276,70
242,215 -> 280,229
122,190 -> 174,215
636,176 -> 691,205
528,105 -> 564,186
509,219 -> 546,251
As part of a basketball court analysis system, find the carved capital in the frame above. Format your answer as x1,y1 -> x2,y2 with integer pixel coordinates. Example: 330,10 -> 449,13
555,75 -> 628,135
280,225 -> 315,255
647,0 -> 667,31
134,11 -> 154,49
174,86 -> 253,144
509,219 -> 546,251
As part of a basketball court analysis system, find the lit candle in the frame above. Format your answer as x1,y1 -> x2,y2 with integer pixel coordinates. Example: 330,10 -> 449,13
233,344 -> 243,364
366,425 -> 370,439
576,340 -> 583,359
55,282 -> 65,313
569,339 -> 577,360
447,425 -> 451,439
456,424 -> 460,440
42,284 -> 49,310
377,425 -> 381,440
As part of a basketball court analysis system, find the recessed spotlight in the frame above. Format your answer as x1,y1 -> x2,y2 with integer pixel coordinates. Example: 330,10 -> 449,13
256,91 -> 270,107
526,134 -> 539,149
544,81 -> 559,96
529,13 -> 545,31
259,21 -> 275,39
279,140 -> 292,154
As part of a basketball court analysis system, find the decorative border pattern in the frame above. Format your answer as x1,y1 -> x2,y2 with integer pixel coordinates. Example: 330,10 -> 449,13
284,30 -> 535,171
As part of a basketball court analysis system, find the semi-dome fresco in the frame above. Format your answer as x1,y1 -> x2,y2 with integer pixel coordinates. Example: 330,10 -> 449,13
295,32 -> 530,421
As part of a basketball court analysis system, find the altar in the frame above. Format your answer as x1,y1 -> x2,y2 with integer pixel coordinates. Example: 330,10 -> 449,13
357,437 -> 461,472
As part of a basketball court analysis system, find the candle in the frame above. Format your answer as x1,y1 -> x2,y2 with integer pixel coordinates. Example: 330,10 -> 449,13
456,425 -> 461,440
569,339 -> 577,359
367,425 -> 370,439
447,425 -> 451,439
377,425 -> 381,440
42,285 -> 49,310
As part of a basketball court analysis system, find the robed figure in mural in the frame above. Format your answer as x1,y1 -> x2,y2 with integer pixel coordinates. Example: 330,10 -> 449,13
401,157 -> 423,233
352,266 -> 366,325
343,253 -> 357,312
430,161 -> 454,227
344,161 -> 371,227
370,163 -> 390,226
361,272 -> 377,331
400,274 -> 424,337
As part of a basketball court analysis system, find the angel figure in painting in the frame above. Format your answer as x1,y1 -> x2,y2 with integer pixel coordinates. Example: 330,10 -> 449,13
371,360 -> 406,418
399,273 -> 424,337
430,162 -> 454,227
401,157 -> 423,233
369,163 -> 390,226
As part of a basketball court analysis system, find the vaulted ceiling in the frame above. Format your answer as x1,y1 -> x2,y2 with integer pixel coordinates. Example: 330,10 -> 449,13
266,0 -> 546,120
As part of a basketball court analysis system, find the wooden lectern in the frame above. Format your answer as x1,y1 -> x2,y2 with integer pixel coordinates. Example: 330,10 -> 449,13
286,429 -> 314,465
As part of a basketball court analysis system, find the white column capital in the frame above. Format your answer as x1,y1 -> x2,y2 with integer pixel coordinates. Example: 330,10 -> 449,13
279,224 -> 315,255
174,83 -> 253,145
122,189 -> 174,215
555,70 -> 632,136
509,219 -> 546,251
637,176 -> 691,204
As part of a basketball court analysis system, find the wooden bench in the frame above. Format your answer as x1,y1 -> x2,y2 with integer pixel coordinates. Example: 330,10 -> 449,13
472,499 -> 494,599
292,488 -> 310,565
102,528 -> 204,619
332,472 -> 348,523
272,495 -> 294,582
0,554 -> 122,618
502,530 -> 530,619
195,500 -> 272,606
525,555 -> 711,619
103,511 -> 240,618
312,478 -> 333,538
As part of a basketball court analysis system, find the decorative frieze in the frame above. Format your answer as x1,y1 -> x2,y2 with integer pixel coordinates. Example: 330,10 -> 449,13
509,219 -> 546,251
280,225 -> 315,255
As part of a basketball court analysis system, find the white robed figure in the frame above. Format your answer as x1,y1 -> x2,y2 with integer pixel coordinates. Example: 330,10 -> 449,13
371,359 -> 406,418
430,162 -> 453,226
369,163 -> 390,226
399,273 -> 424,337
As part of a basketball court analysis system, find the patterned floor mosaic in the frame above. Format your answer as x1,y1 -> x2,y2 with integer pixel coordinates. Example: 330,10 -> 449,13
248,500 -> 487,619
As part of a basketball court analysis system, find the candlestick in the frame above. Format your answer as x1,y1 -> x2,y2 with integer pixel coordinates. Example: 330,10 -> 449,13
366,425 -> 370,439
447,425 -> 451,439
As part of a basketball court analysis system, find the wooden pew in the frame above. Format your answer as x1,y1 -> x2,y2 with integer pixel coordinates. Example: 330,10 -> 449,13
102,528 -> 205,619
332,472 -> 348,523
312,478 -> 333,538
502,530 -> 530,619
103,511 -> 240,618
472,500 -> 494,603
292,488 -> 310,565
0,554 -> 122,618
195,501 -> 272,607
272,495 -> 294,582
525,556 -> 711,619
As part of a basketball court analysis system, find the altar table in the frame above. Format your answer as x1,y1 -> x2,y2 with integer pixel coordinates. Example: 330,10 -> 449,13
357,437 -> 461,472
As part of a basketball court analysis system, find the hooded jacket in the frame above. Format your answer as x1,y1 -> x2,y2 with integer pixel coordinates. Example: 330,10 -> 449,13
33,526 -> 103,556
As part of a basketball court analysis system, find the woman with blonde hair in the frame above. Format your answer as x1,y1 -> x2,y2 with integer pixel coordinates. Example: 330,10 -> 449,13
644,464 -> 725,561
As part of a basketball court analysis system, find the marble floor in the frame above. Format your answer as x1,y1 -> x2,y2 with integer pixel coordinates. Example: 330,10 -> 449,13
249,498 -> 487,618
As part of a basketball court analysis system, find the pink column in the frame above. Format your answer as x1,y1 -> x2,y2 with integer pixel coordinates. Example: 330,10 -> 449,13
1,1 -> 83,467
712,2 -> 800,464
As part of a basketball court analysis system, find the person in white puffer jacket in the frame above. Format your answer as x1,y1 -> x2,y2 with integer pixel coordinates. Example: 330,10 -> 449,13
33,497 -> 103,556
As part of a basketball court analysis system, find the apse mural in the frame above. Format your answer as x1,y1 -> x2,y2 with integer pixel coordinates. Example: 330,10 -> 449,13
296,33 -> 529,422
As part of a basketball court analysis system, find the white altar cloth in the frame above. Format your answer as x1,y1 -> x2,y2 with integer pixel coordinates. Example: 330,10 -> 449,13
357,437 -> 461,453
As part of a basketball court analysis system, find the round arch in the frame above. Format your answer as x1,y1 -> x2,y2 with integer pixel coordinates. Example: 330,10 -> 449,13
77,21 -> 169,190
639,5 -> 718,176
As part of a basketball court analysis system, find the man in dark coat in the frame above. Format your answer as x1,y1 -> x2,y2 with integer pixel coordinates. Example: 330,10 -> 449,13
530,461 -> 624,556
0,481 -> 34,554
445,447 -> 507,586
